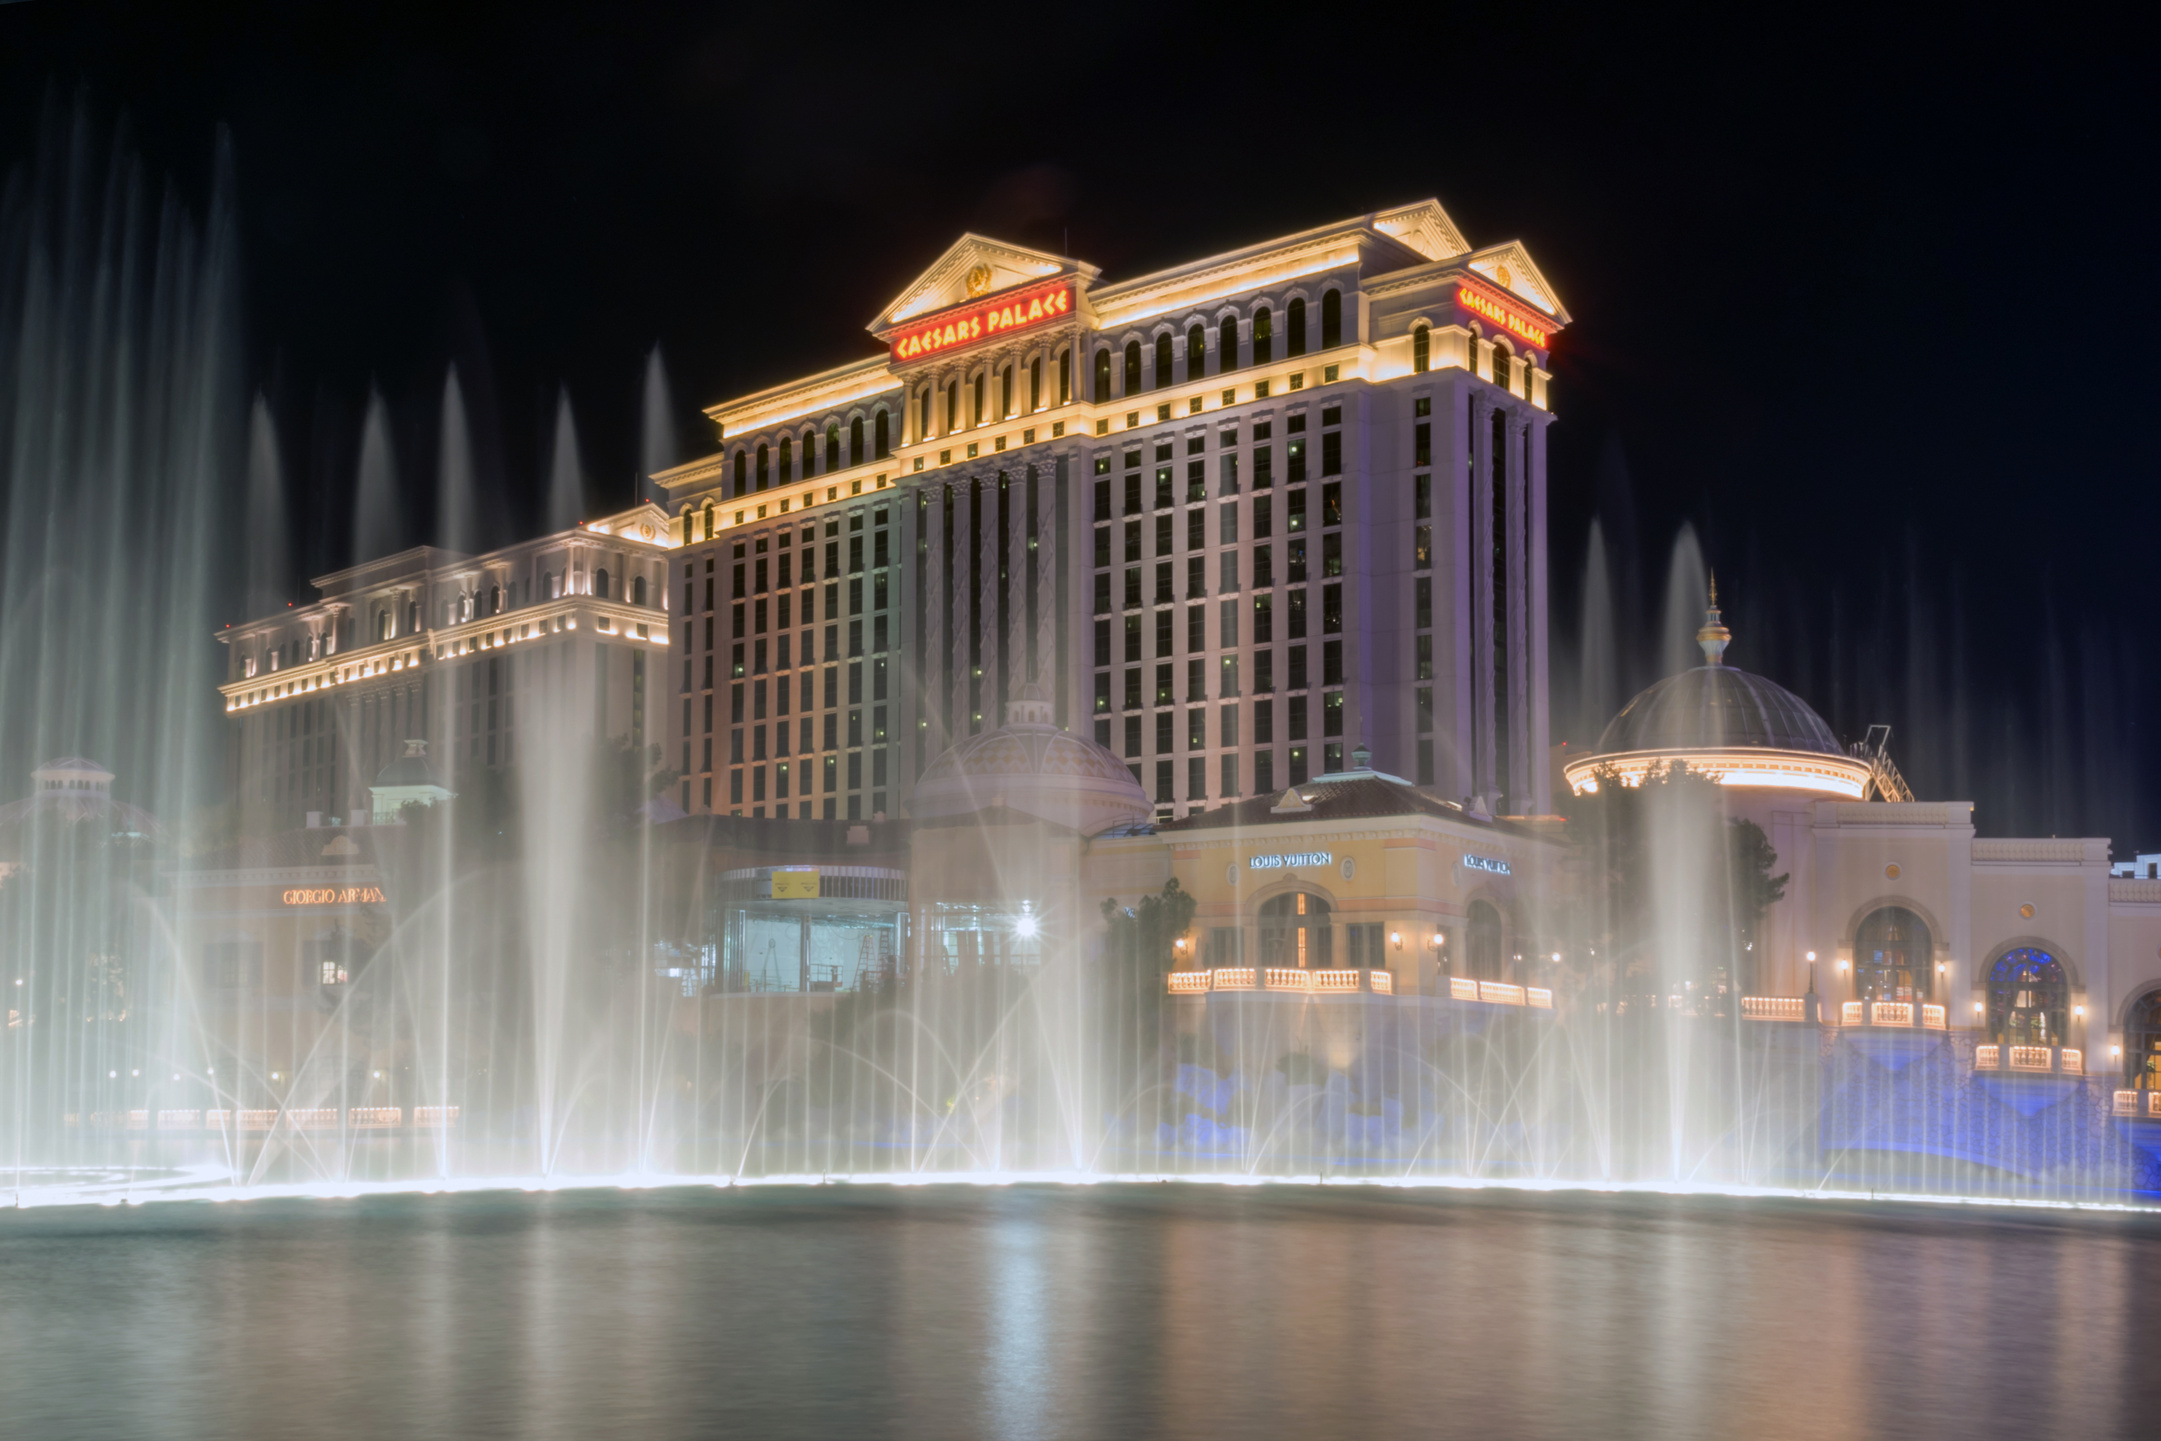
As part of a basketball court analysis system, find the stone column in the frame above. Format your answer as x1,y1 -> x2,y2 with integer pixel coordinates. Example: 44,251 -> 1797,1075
1506,410 -> 1530,812
1033,466 -> 1057,692
978,477 -> 1000,729
1470,391 -> 1496,804
948,478 -> 972,738
923,480 -> 946,750
1005,470 -> 1028,712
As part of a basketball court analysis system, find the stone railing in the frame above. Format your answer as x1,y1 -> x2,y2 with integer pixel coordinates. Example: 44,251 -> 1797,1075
1971,838 -> 2094,864
1169,967 -> 1392,996
1974,1044 -> 2081,1076
1742,996 -> 1807,1022
2113,1091 -> 2161,1118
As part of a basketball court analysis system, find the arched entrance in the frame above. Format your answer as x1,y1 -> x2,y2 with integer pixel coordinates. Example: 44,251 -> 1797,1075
1987,947 -> 2068,1045
1259,891 -> 1333,969
2126,990 -> 2161,1090
1467,900 -> 1505,981
1854,906 -> 1932,1004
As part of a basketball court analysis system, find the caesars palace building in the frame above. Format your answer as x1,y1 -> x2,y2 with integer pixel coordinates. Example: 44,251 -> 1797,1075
202,200 -> 2161,1097
218,200 -> 1559,827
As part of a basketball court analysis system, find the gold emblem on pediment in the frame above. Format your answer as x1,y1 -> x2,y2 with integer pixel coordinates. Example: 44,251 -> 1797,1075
965,263 -> 994,297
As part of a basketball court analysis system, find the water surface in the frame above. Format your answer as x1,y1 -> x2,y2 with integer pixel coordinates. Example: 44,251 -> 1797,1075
3,1184 -> 2156,1439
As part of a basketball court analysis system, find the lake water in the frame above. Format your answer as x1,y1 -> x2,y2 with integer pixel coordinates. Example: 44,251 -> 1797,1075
3,1184 -> 2157,1439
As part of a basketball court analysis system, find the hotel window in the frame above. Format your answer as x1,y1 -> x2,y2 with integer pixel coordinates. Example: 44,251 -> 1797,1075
1124,340 -> 1142,396
1155,711 -> 1173,755
848,416 -> 863,467
918,387 -> 931,438
1154,332 -> 1173,391
734,450 -> 746,496
946,381 -> 960,432
1030,356 -> 1043,411
1093,348 -> 1112,404
632,576 -> 647,607
874,407 -> 889,459
757,443 -> 769,491
1253,306 -> 1272,367
826,424 -> 841,472
1186,324 -> 1205,382
596,569 -> 611,600
1494,345 -> 1512,394
1253,543 -> 1274,588
1218,315 -> 1238,373
1001,364 -> 1014,418
1220,753 -> 1239,797
1321,288 -> 1342,349
804,428 -> 817,475
1414,472 -> 1431,519
1323,690 -> 1343,736
1322,582 -> 1342,632
1124,613 -> 1142,662
1287,296 -> 1307,356
1412,324 -> 1430,373
1254,593 -> 1273,644
1058,347 -> 1071,403
972,372 -> 984,427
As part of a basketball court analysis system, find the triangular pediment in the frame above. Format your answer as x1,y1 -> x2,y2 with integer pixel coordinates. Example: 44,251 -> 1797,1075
1464,242 -> 1570,323
875,234 -> 1100,331
1372,200 -> 1470,263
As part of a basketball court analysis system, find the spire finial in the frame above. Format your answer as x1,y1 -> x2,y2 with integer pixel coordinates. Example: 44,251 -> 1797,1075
1696,575 -> 1731,667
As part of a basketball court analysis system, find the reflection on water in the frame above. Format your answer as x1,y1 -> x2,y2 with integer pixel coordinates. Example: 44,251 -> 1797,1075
2,1186 -> 2159,1440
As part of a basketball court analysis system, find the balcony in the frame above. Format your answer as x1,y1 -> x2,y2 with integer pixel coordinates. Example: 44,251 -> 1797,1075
1168,967 -> 1391,996
1974,1044 -> 2082,1076
1742,996 -> 1807,1022
1837,999 -> 1948,1030
2112,1091 -> 2161,1119
1446,977 -> 1550,1008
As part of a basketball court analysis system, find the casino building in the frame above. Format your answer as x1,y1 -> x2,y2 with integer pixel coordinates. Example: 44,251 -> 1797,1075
651,201 -> 1562,824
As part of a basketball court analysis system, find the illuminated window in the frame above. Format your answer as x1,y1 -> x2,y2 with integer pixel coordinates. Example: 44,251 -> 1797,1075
1218,315 -> 1238,373
1030,356 -> 1043,411
1093,348 -> 1112,404
756,443 -> 769,491
1856,907 -> 1932,1006
1321,288 -> 1342,349
1493,345 -> 1511,393
1152,332 -> 1172,392
1412,324 -> 1430,373
1186,324 -> 1205,383
2127,989 -> 2161,1089
827,424 -> 841,472
1989,947 -> 2067,1046
1287,296 -> 1307,357
1124,340 -> 1141,396
1253,306 -> 1273,367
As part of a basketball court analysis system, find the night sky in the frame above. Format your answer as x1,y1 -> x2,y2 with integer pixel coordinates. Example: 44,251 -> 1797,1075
4,1 -> 2155,843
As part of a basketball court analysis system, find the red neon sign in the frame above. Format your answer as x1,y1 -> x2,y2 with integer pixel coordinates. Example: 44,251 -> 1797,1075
889,280 -> 1074,363
1456,284 -> 1549,349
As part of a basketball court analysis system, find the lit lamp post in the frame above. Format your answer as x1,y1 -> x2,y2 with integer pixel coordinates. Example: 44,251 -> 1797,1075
1804,950 -> 1820,1024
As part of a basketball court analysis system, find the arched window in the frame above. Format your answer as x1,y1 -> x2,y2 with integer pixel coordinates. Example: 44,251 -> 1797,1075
703,503 -> 716,540
803,429 -> 817,475
756,443 -> 769,491
1058,347 -> 1072,404
1287,296 -> 1307,357
632,574 -> 647,606
971,372 -> 984,427
1154,332 -> 1173,391
826,423 -> 840,473
2128,990 -> 2161,1088
1466,328 -> 1482,380
848,415 -> 864,467
1467,900 -> 1504,981
1123,339 -> 1141,395
406,600 -> 420,632
376,610 -> 392,642
488,584 -> 502,615
1093,348 -> 1112,404
946,381 -> 959,433
1001,365 -> 1014,418
1218,315 -> 1238,373
777,436 -> 792,483
1253,305 -> 1273,367
1187,324 -> 1205,382
595,569 -> 611,600
1029,356 -> 1042,411
1493,345 -> 1512,394
1412,324 -> 1431,373
733,450 -> 746,497
917,386 -> 931,439
1258,891 -> 1334,969
1320,288 -> 1342,349
1988,947 -> 2068,1045
1855,907 -> 1932,1004
873,408 -> 890,460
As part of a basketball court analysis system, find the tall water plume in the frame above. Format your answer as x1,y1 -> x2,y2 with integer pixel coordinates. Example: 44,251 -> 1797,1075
0,102 -> 243,1176
434,365 -> 478,555
1578,519 -> 1618,749
242,396 -> 289,619
544,385 -> 584,532
351,386 -> 402,567
640,346 -> 675,487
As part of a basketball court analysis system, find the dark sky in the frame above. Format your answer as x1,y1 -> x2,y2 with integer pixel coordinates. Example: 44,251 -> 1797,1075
4,1 -> 2155,842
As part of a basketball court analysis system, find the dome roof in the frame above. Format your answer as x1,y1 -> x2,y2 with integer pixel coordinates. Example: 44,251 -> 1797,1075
911,685 -> 1151,836
374,739 -> 444,789
1595,664 -> 1842,757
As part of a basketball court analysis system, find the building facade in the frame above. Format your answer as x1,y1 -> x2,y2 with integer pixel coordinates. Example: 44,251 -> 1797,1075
652,202 -> 1565,824
217,506 -> 678,829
